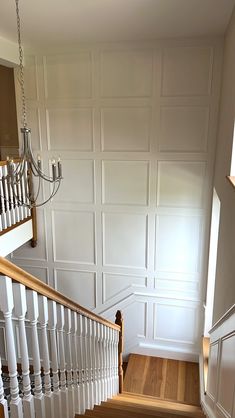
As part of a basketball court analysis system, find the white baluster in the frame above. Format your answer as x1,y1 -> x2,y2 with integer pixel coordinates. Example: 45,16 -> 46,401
48,301 -> 61,418
77,314 -> 85,414
0,167 -> 7,231
87,319 -> 94,409
26,290 -> 46,418
0,355 -> 9,418
38,296 -> 54,418
83,316 -> 90,410
57,305 -> 69,418
115,330 -> 119,394
111,328 -> 115,396
103,326 -> 108,400
92,321 -> 99,405
1,168 -> 11,227
106,327 -> 112,399
100,324 -> 106,401
6,169 -> 16,226
71,311 -> 79,414
14,165 -> 24,221
64,308 -> 75,418
13,284 -> 35,418
96,322 -> 102,404
0,276 -> 23,418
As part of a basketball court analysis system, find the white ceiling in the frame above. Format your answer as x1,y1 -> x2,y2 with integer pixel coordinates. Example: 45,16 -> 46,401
0,0 -> 234,48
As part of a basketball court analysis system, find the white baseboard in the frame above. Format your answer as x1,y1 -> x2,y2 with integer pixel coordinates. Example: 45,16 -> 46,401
128,341 -> 199,362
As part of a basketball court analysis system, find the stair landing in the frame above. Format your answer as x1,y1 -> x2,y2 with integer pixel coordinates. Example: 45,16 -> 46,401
124,354 -> 200,406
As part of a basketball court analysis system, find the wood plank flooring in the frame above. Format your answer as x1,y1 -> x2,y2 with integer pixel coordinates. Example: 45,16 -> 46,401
123,354 -> 200,406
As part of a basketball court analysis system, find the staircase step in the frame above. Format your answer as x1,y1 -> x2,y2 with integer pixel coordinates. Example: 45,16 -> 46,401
76,394 -> 205,418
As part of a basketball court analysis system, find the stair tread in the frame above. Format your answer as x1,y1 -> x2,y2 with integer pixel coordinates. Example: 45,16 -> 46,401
113,394 -> 203,414
121,391 -> 203,408
98,401 -> 201,417
76,394 -> 204,418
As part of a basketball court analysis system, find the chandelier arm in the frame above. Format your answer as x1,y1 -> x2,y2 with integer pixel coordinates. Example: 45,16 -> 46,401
30,180 -> 61,208
32,176 -> 42,203
27,151 -> 56,183
10,160 -> 27,184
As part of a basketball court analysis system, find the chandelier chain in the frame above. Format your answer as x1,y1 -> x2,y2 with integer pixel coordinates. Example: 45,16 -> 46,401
15,0 -> 27,128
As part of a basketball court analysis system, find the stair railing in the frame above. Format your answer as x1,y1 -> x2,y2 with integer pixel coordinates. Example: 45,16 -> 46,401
0,256 -> 122,418
0,160 -> 37,247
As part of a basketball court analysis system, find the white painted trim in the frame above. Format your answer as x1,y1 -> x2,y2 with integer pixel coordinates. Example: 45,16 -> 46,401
209,304 -> 235,333
136,341 -> 199,362
0,220 -> 33,257
0,36 -> 19,66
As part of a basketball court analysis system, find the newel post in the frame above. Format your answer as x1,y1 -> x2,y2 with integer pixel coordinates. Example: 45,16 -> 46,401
115,310 -> 124,393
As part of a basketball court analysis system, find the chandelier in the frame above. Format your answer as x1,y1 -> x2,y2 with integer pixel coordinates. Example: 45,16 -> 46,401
5,0 -> 63,208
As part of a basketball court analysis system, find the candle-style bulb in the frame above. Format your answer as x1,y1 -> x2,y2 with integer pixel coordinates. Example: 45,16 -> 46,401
57,157 -> 62,178
52,159 -> 57,181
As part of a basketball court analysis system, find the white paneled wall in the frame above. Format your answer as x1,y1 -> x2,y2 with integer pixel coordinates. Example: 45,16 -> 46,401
201,306 -> 235,418
12,39 -> 222,360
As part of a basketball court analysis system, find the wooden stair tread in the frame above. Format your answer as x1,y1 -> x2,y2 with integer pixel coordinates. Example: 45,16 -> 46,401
76,394 -> 205,418
110,395 -> 203,417
99,400 -> 201,418
118,393 -> 203,412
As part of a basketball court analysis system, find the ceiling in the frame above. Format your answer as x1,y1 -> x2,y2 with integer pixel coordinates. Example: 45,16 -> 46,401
0,0 -> 235,48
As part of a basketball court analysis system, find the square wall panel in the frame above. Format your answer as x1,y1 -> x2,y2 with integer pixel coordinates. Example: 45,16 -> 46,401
102,160 -> 149,205
55,269 -> 96,310
159,106 -> 209,152
157,161 -> 205,208
124,300 -> 147,341
101,108 -> 150,152
54,159 -> 94,203
162,47 -> 213,96
154,301 -> 197,343
207,343 -> 219,400
52,210 -> 95,264
155,215 -> 201,274
100,50 -> 153,97
217,335 -> 235,415
44,53 -> 92,99
103,212 -> 147,268
47,108 -> 93,151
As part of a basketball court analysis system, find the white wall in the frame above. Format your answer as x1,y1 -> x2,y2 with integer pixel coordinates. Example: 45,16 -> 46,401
212,8 -> 235,324
11,38 -> 222,360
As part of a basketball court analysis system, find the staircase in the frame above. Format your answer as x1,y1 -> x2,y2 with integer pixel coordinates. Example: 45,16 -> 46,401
76,393 -> 204,417
77,354 -> 205,418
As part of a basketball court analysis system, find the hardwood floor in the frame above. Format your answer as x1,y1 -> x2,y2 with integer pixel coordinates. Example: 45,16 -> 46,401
123,354 -> 200,406
77,354 -> 203,417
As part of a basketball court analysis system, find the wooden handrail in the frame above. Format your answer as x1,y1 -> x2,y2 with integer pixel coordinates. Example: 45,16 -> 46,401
0,158 -> 21,166
0,256 -> 120,331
